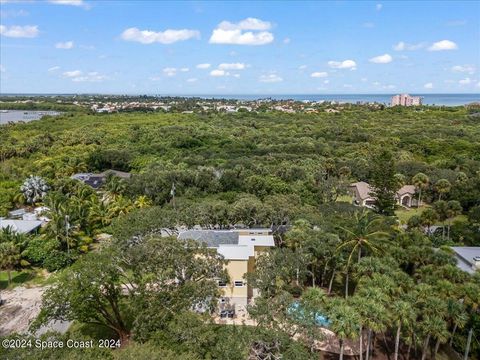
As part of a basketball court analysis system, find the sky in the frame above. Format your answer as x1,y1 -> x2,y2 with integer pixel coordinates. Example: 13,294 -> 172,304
0,0 -> 479,95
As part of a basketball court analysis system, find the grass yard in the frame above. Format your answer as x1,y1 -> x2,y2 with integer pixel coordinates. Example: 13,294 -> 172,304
336,194 -> 353,203
0,268 -> 51,290
395,206 -> 468,226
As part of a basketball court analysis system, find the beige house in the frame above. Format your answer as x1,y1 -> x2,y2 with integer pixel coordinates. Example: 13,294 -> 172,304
178,228 -> 275,310
350,182 -> 417,208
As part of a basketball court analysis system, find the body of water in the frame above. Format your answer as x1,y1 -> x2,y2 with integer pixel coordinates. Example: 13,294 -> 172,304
197,93 -> 480,106
0,110 -> 61,125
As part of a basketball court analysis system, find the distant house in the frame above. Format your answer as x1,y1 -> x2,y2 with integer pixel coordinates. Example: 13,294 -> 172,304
178,228 -> 275,311
71,169 -> 131,189
0,219 -> 42,234
396,185 -> 417,207
350,182 -> 376,208
451,247 -> 480,275
350,181 -> 417,208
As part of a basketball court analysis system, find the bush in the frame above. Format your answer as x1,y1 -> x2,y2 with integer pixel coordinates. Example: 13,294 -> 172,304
43,250 -> 73,272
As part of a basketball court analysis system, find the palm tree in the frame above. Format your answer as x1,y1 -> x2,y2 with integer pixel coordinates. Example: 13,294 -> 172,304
420,315 -> 448,360
327,299 -> 360,360
134,195 -> 152,209
102,175 -> 126,203
446,299 -> 467,347
354,287 -> 390,360
462,282 -> 480,360
455,171 -> 468,185
394,173 -> 406,190
446,200 -> 462,240
413,173 -> 429,207
337,210 -> 389,298
0,242 -> 21,285
392,300 -> 415,360
435,179 -> 451,201
420,208 -> 438,236
433,201 -> 448,240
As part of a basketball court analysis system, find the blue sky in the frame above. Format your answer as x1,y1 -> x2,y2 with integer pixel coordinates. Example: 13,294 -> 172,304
1,0 -> 479,94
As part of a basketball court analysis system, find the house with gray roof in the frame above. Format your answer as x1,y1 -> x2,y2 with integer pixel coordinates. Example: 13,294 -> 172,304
350,181 -> 417,208
451,247 -> 480,275
0,219 -> 43,234
178,228 -> 275,311
71,169 -> 131,189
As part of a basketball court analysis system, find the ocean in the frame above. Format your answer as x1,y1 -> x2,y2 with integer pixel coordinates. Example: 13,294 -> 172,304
194,93 -> 480,106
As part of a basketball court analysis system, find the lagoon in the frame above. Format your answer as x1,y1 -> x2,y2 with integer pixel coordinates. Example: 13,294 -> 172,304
0,110 -> 61,125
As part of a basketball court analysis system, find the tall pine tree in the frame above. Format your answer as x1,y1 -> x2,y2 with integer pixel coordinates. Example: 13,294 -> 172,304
370,150 -> 397,216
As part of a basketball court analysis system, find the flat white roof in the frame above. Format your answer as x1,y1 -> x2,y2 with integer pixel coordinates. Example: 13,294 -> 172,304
451,247 -> 480,275
0,219 -> 42,234
217,245 -> 252,260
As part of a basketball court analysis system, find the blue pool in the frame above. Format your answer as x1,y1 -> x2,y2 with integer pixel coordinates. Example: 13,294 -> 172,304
288,302 -> 330,327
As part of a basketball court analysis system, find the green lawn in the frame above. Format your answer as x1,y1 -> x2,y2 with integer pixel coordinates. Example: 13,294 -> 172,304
336,195 -> 353,203
0,268 -> 51,290
395,206 -> 468,226
395,206 -> 426,224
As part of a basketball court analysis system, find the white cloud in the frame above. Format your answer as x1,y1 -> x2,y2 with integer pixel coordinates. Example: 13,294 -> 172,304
424,82 -> 434,89
459,77 -> 472,85
180,67 -> 189,72
60,69 -> 106,82
121,27 -> 200,44
48,0 -> 87,6
369,53 -> 392,64
428,40 -> 458,51
218,63 -> 246,70
196,63 -> 211,69
0,9 -> 29,18
328,59 -> 356,70
376,4 -> 383,11
62,70 -> 82,78
210,69 -> 227,77
209,17 -> 274,45
55,41 -> 74,49
393,41 -> 425,51
163,67 -> 177,76
218,17 -> 272,31
0,24 -> 38,38
48,66 -> 60,72
451,65 -> 475,74
311,71 -> 328,78
186,78 -> 198,83
71,71 -> 106,82
259,74 -> 283,83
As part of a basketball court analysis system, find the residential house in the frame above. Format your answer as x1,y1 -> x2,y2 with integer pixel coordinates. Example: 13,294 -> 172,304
71,169 -> 131,189
451,247 -> 480,275
0,219 -> 42,234
178,228 -> 275,311
350,181 -> 417,208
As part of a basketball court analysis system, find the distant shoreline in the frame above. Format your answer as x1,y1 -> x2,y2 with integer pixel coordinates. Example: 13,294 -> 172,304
2,93 -> 479,106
